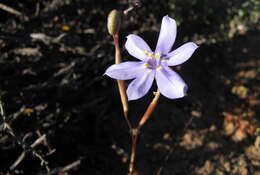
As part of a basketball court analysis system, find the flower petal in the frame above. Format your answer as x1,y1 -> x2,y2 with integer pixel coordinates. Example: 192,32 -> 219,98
155,66 -> 187,99
166,42 -> 198,66
125,34 -> 152,61
155,16 -> 177,55
105,61 -> 145,80
127,70 -> 155,101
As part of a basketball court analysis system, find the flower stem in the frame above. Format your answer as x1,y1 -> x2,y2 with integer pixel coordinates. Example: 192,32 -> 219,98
129,128 -> 139,174
113,34 -> 131,129
138,90 -> 160,129
113,34 -> 122,64
128,90 -> 160,174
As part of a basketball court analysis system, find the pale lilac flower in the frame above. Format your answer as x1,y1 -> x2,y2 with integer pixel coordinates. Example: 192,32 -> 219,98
105,15 -> 198,101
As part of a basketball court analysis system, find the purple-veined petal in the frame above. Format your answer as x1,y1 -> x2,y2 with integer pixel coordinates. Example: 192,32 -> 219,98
166,42 -> 198,66
125,34 -> 152,61
155,66 -> 187,99
127,70 -> 155,101
105,61 -> 146,80
155,16 -> 177,55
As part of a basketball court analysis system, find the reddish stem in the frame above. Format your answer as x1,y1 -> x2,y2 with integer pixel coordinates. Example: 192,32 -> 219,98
129,128 -> 139,174
113,34 -> 131,129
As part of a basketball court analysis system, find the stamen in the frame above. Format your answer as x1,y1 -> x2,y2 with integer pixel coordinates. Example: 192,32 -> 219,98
143,50 -> 149,54
148,53 -> 153,59
155,54 -> 161,59
144,63 -> 152,72
156,66 -> 162,70
143,63 -> 149,67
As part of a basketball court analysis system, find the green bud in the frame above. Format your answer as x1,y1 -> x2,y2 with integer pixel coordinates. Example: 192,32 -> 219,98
107,9 -> 122,35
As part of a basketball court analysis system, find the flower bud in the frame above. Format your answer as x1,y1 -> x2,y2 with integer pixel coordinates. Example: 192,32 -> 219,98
107,9 -> 122,35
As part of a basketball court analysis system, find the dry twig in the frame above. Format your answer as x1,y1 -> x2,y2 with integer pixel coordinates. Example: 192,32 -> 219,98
0,101 -> 51,173
30,33 -> 66,45
44,160 -> 81,175
0,3 -> 28,20
9,134 -> 50,172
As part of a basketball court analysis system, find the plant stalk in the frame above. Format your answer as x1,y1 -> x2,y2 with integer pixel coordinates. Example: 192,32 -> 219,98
128,90 -> 160,174
138,90 -> 160,129
129,128 -> 139,174
113,34 -> 131,129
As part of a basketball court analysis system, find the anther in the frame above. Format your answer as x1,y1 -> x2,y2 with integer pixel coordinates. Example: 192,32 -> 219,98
155,54 -> 161,59
143,63 -> 149,67
148,53 -> 153,59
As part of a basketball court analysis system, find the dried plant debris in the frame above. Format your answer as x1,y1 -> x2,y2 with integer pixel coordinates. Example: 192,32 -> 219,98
223,111 -> 257,142
231,85 -> 249,99
13,47 -> 42,56
196,155 -> 251,175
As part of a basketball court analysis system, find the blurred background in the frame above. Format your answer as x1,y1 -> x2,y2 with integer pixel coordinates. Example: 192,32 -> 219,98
0,0 -> 259,174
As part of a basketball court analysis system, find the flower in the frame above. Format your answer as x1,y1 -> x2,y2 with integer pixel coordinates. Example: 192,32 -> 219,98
105,15 -> 198,101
